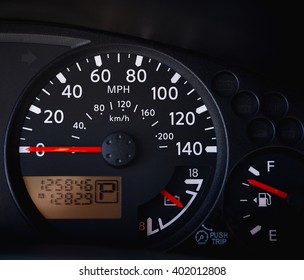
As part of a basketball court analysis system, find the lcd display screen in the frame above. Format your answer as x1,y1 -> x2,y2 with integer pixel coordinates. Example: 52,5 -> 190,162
23,176 -> 121,219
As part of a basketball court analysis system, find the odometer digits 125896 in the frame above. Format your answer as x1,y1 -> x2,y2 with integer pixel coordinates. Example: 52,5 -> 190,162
6,45 -> 226,249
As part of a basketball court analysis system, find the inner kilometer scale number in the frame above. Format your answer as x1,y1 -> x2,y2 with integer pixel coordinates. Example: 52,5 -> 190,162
8,46 -> 222,246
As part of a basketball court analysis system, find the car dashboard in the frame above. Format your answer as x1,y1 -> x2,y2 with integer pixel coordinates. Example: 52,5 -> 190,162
0,1 -> 303,260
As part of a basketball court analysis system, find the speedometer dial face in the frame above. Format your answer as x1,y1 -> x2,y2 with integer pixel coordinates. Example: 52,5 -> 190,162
6,45 -> 226,249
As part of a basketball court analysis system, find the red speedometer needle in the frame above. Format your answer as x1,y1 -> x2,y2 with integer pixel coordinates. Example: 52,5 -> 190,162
25,146 -> 102,153
247,179 -> 288,199
160,189 -> 184,208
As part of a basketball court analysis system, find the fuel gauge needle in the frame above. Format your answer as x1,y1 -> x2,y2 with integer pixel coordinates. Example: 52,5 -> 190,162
247,179 -> 288,199
161,189 -> 184,208
20,146 -> 102,153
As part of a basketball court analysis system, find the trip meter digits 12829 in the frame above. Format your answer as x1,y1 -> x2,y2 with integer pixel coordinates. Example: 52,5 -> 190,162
6,45 -> 226,249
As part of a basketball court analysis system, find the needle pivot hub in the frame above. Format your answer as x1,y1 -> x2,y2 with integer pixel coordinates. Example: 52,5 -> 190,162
102,132 -> 136,167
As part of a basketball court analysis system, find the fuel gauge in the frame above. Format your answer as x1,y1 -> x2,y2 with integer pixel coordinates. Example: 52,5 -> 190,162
224,148 -> 304,255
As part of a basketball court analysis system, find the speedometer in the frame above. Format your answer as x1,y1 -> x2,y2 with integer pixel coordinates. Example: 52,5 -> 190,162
6,45 -> 227,249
